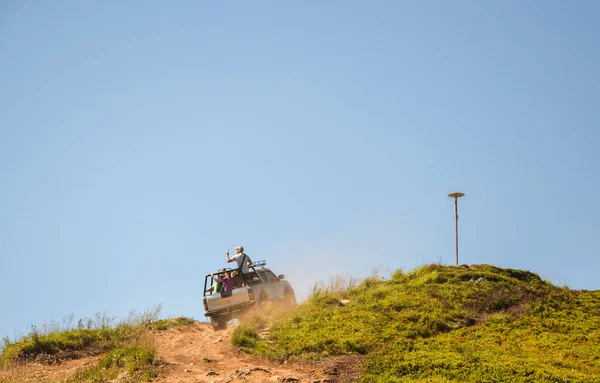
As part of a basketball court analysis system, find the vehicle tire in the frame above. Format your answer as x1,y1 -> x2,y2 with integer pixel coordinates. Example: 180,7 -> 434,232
211,316 -> 228,331
284,287 -> 297,306
259,291 -> 269,304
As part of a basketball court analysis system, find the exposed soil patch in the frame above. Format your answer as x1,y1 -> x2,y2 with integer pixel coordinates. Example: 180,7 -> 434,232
151,322 -> 363,382
0,321 -> 363,383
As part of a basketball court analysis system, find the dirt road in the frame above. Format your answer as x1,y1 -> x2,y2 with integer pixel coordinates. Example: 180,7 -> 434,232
0,321 -> 362,383
153,321 -> 361,383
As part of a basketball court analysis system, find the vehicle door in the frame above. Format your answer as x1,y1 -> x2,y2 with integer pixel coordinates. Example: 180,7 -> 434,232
250,269 -> 269,298
262,269 -> 285,299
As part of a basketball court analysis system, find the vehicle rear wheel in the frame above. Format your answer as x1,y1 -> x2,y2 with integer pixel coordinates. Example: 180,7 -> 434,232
211,316 -> 228,331
259,291 -> 270,304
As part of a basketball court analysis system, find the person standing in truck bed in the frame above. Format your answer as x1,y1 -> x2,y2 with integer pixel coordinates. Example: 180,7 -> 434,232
226,246 -> 252,273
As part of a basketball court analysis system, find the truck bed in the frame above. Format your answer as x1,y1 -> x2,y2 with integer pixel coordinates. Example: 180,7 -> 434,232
204,287 -> 254,315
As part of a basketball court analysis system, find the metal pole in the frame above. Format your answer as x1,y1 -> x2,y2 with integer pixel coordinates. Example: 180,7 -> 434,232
454,197 -> 459,266
448,192 -> 464,266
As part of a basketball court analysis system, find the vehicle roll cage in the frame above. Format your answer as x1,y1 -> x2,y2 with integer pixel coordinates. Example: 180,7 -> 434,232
203,260 -> 268,296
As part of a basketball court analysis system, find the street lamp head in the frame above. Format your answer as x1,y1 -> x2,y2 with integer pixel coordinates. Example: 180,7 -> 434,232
448,192 -> 465,198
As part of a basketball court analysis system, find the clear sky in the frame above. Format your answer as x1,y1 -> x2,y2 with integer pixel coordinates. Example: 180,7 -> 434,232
1,1 -> 599,338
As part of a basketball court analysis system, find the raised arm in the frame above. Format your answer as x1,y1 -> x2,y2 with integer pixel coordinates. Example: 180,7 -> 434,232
211,272 -> 224,283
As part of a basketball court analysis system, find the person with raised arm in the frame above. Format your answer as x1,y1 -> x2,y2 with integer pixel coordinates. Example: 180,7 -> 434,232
226,245 -> 252,273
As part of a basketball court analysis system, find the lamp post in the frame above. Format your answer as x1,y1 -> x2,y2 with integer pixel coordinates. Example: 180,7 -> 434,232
447,192 -> 465,266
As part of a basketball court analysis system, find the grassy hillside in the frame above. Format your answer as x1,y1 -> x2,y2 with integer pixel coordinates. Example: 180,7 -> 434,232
0,308 -> 194,383
235,264 -> 600,382
2,264 -> 598,382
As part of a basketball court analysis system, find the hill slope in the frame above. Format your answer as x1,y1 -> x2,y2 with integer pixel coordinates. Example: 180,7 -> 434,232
0,320 -> 354,383
242,264 -> 600,382
1,264 -> 599,382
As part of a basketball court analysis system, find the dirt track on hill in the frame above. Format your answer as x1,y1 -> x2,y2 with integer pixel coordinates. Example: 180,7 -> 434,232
0,321 -> 362,383
153,321 -> 361,383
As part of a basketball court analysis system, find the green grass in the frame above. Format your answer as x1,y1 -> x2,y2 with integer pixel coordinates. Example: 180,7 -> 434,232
362,289 -> 600,382
0,307 -> 194,382
242,264 -> 600,382
232,325 -> 260,351
0,324 -> 142,368
66,345 -> 161,383
231,303 -> 291,357
148,317 -> 195,331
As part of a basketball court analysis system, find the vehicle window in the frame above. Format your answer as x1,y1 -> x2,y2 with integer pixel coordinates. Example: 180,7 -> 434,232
264,270 -> 279,282
246,271 -> 262,285
256,270 -> 269,283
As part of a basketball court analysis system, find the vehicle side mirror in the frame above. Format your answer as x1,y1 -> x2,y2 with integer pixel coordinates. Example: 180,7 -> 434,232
278,274 -> 285,280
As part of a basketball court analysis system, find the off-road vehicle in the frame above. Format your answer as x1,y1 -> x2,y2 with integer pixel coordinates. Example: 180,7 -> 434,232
202,260 -> 296,330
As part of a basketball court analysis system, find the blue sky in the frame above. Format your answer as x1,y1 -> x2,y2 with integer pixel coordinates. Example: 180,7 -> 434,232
1,1 -> 599,338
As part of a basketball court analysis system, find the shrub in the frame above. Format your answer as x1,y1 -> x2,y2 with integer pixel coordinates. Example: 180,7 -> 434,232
232,325 -> 259,350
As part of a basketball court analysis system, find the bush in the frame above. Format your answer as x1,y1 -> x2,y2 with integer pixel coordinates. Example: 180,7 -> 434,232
232,325 -> 259,349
